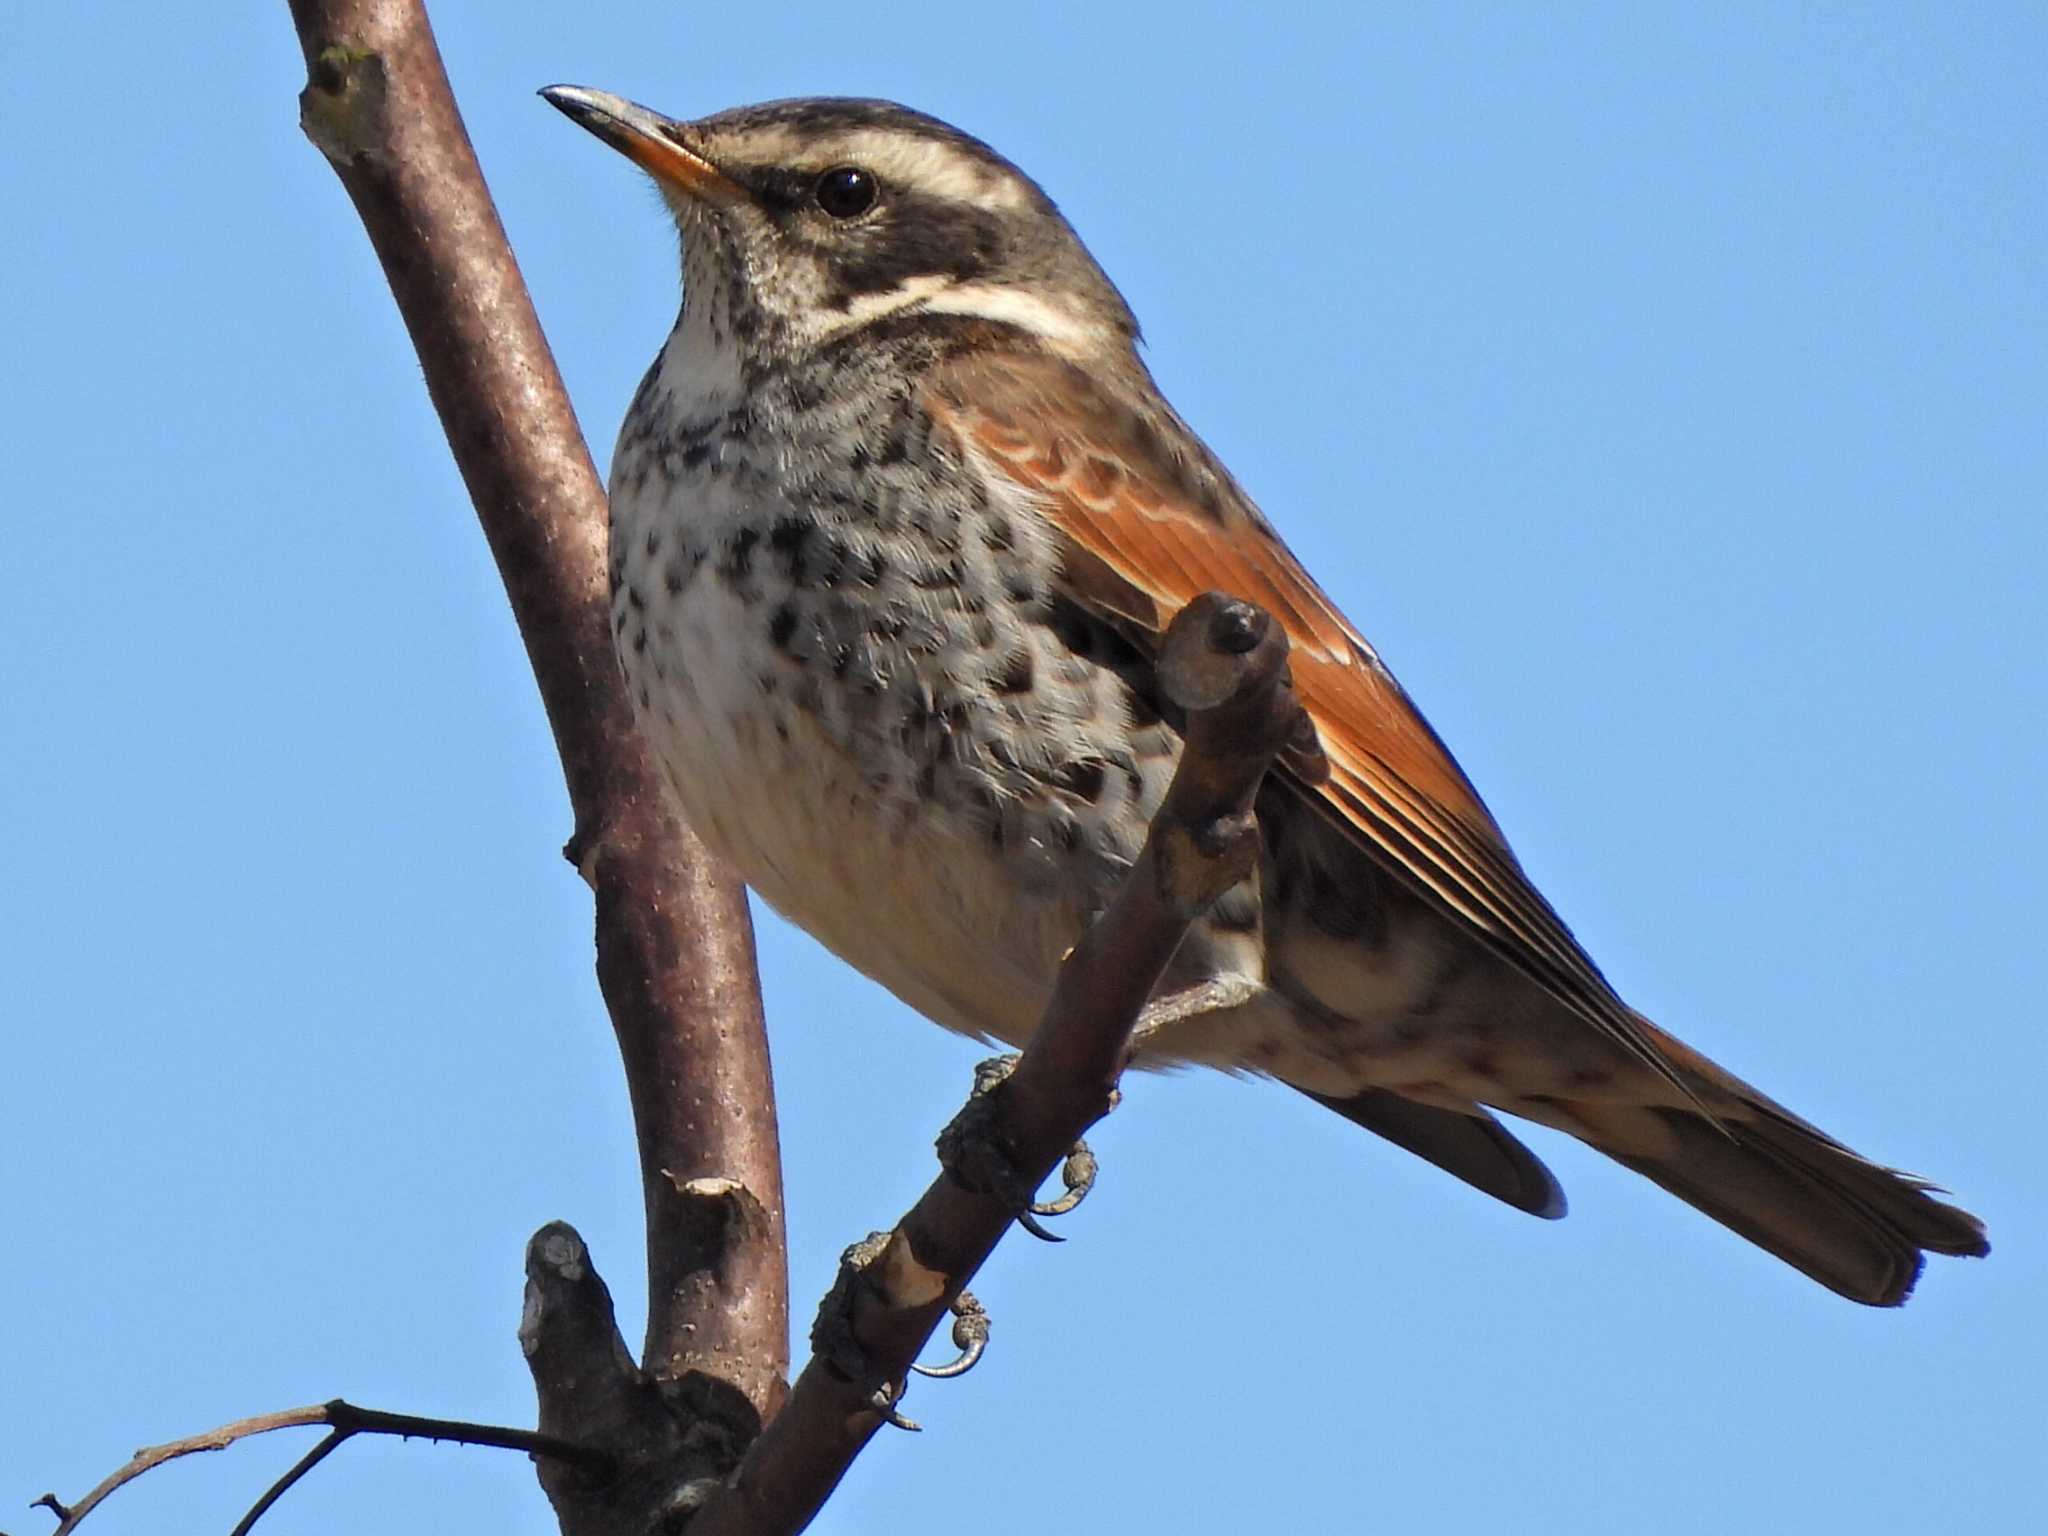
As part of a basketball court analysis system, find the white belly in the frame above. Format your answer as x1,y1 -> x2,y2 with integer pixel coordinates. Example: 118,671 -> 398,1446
623,565 -> 1088,1048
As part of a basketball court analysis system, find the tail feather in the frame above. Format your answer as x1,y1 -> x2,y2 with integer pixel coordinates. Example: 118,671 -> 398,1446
1306,1086 -> 1567,1219
1303,1002 -> 1987,1304
1587,1010 -> 1991,1304
1598,1099 -> 1987,1306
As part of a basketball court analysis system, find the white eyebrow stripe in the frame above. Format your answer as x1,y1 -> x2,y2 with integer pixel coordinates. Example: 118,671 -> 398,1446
850,134 -> 1029,209
715,123 -> 1029,210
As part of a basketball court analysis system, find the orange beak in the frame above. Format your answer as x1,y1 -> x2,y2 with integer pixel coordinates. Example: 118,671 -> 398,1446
540,85 -> 743,204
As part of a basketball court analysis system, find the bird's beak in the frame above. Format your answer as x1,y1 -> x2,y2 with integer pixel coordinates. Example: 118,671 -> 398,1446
540,85 -> 743,204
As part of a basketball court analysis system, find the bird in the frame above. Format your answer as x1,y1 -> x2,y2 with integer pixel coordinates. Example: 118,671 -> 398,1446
541,84 -> 1987,1306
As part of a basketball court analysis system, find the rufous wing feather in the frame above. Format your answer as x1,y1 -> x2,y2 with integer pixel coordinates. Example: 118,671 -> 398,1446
926,343 -> 1700,1104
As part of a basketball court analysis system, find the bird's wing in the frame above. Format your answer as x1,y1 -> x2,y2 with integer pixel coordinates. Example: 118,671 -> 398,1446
926,343 -> 1697,1102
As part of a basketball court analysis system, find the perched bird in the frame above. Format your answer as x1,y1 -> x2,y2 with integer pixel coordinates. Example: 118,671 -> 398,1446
543,85 -> 1986,1306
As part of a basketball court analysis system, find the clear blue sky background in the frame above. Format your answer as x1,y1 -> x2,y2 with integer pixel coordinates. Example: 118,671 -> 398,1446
5,5 -> 2041,1532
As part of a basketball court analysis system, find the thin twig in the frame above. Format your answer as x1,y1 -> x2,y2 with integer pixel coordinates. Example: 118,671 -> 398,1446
37,1400 -> 609,1536
226,1429 -> 344,1536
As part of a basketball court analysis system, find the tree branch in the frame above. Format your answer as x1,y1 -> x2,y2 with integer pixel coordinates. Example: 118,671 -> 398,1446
280,0 -> 788,1444
688,593 -> 1310,1536
32,1399 -> 609,1536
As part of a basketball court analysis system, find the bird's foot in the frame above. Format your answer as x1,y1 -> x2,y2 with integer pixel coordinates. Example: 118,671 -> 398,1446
811,1232 -> 921,1430
811,1236 -> 992,1428
937,1054 -> 1104,1242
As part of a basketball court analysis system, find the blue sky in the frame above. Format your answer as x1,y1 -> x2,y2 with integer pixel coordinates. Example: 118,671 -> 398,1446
5,4 -> 2041,1532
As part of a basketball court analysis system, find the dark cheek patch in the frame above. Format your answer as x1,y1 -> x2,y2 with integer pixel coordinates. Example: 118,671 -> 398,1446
821,195 -> 1008,306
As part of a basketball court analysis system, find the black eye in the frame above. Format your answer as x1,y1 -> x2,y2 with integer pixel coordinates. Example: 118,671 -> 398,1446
813,166 -> 879,219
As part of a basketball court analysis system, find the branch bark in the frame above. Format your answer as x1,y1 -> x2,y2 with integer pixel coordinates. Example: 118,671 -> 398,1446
283,0 -> 788,1459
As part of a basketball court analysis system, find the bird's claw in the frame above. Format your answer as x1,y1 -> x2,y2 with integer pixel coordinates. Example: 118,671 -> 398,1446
1031,1141 -> 1098,1219
910,1290 -> 989,1380
868,1379 -> 921,1432
1016,1208 -> 1064,1243
938,1055 -> 1104,1241
934,1055 -> 1030,1219
812,1235 -> 978,1428
813,1232 -> 923,1427
1017,1147 -> 1094,1241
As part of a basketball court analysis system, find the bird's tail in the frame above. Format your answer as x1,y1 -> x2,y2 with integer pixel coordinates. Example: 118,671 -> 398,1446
1565,1013 -> 1988,1306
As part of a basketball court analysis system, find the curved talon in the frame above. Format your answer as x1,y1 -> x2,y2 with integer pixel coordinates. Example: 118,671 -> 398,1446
1031,1141 -> 1098,1219
911,1292 -> 990,1380
1017,1209 -> 1066,1243
910,1342 -> 983,1379
869,1382 -> 921,1432
941,1057 -> 1101,1240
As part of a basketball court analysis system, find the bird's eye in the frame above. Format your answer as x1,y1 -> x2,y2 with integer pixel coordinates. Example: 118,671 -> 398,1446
813,166 -> 879,219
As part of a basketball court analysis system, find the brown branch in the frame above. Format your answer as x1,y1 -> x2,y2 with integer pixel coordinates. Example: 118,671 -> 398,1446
518,1221 -> 785,1534
281,0 -> 788,1442
33,1399 -> 609,1536
688,593 -> 1309,1536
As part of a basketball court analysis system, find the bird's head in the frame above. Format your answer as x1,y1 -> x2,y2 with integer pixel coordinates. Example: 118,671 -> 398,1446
542,87 -> 1138,360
